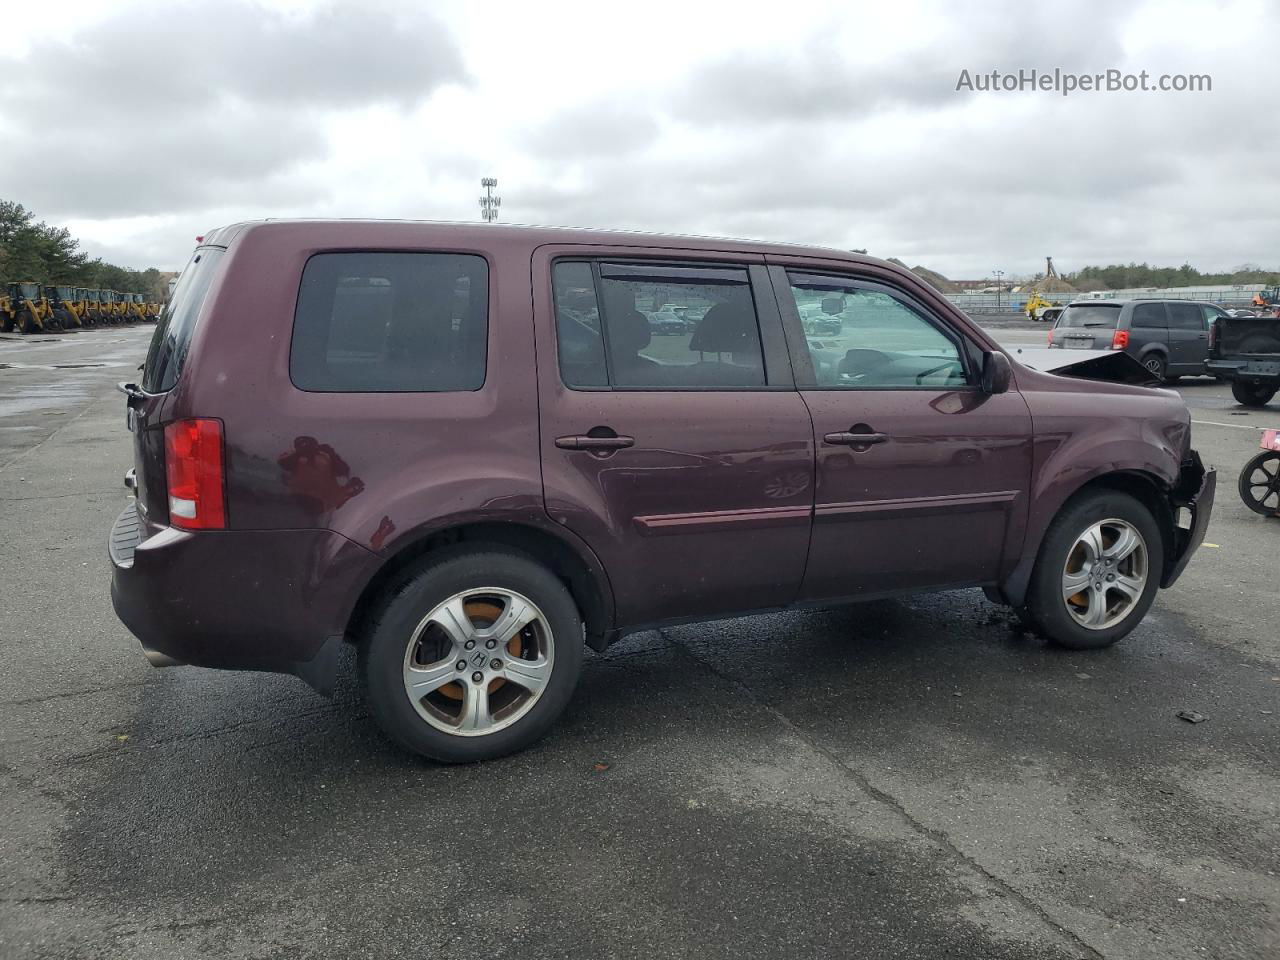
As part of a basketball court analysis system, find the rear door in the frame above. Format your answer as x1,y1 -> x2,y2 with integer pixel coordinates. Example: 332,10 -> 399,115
1165,302 -> 1209,373
533,245 -> 814,628
1129,302 -> 1169,362
769,262 -> 1032,600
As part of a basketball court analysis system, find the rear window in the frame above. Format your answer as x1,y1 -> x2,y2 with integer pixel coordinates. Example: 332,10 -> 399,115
1056,304 -> 1121,329
290,252 -> 488,393
142,248 -> 226,393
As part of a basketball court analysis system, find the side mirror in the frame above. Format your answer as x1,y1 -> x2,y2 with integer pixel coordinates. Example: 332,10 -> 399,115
981,351 -> 1012,394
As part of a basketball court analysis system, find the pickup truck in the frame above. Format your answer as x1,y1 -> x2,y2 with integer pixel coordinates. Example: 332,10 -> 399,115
1206,313 -> 1280,407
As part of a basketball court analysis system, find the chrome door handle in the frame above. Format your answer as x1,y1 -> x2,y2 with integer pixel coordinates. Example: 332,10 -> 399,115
823,431 -> 888,447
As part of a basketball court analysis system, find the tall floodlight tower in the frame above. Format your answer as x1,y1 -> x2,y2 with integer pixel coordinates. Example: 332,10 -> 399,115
479,178 -> 501,223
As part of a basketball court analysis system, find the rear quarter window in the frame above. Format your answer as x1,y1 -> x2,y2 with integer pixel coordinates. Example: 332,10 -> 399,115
290,252 -> 488,392
141,248 -> 226,393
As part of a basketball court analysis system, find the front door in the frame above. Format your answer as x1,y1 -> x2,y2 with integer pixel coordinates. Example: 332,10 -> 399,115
533,247 -> 815,628
768,264 -> 1033,601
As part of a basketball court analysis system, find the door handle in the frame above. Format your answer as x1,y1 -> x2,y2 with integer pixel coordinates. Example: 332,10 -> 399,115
824,431 -> 888,447
555,434 -> 635,451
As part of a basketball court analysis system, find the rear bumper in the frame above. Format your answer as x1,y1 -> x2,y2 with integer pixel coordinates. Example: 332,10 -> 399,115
108,506 -> 379,692
1160,451 -> 1215,588
1205,357 -> 1280,381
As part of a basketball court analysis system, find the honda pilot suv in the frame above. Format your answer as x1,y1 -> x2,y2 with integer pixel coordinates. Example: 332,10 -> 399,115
110,222 -> 1214,762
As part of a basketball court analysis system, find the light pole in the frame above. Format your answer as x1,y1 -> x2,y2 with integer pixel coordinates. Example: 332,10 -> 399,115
479,177 -> 501,223
993,269 -> 1005,309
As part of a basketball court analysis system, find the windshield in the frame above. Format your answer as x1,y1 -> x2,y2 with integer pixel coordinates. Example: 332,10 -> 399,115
1056,304 -> 1121,329
142,248 -> 226,393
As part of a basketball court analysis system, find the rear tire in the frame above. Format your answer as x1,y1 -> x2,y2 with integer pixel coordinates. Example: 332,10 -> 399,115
360,547 -> 584,763
1231,380 -> 1276,407
1142,354 -> 1167,381
1019,489 -> 1162,650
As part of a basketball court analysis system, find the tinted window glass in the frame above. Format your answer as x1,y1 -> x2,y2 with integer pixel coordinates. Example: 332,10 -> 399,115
1201,305 -> 1226,324
788,278 -> 967,388
142,248 -> 226,393
291,252 -> 487,392
552,261 -> 607,388
1167,302 -> 1205,330
1056,304 -> 1120,329
1131,303 -> 1167,328
554,261 -> 766,389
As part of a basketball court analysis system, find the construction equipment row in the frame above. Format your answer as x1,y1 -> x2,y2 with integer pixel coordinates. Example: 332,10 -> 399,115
1,283 -> 161,334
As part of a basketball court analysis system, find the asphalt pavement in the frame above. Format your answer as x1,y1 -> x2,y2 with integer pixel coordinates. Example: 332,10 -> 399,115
1,325 -> 1276,960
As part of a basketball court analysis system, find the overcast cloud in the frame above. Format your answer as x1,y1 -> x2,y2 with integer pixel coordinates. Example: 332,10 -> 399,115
0,0 -> 1275,278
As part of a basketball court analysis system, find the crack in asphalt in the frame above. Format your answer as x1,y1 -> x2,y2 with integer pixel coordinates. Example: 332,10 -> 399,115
661,628 -> 1108,960
0,489 -> 121,502
6,679 -> 159,706
60,703 -> 347,766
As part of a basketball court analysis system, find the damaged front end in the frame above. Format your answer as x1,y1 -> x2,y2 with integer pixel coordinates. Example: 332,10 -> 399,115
1162,450 -> 1215,588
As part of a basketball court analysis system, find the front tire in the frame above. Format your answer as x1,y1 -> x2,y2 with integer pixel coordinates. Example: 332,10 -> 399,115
360,547 -> 584,762
1231,380 -> 1276,407
1020,490 -> 1162,650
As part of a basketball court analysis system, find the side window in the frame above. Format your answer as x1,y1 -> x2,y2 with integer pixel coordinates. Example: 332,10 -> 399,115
787,276 -> 967,389
1131,303 -> 1167,329
291,252 -> 488,392
552,261 -> 766,389
1201,305 -> 1226,324
552,261 -> 607,387
1167,303 -> 1205,331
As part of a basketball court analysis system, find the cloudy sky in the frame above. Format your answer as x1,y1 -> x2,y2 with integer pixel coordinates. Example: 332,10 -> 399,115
0,0 -> 1275,279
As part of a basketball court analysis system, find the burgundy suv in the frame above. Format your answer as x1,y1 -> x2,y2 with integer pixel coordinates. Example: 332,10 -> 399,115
110,221 -> 1214,761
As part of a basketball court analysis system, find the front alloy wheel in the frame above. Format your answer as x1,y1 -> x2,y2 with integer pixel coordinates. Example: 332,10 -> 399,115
1061,519 -> 1148,630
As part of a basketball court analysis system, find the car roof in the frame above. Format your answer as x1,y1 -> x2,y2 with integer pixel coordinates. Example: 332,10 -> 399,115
199,218 -> 888,268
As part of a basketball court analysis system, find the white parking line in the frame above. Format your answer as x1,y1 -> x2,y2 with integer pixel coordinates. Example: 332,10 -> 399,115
1191,419 -> 1266,431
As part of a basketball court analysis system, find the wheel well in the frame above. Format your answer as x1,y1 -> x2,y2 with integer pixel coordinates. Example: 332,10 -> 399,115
1072,471 -> 1175,557
344,522 -> 611,651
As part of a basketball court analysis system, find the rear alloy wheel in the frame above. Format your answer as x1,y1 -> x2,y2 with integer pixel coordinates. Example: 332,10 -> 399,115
1142,354 -> 1167,381
1021,490 -> 1161,649
1238,451 -> 1280,516
360,548 -> 583,762
1231,380 -> 1276,408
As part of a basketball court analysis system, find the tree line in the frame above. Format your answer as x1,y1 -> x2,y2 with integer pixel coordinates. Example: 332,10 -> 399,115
1065,261 -> 1280,291
0,200 -> 171,301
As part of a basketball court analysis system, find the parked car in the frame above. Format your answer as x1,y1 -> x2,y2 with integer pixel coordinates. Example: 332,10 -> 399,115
1047,299 -> 1227,382
647,304 -> 688,335
1205,311 -> 1280,407
110,222 -> 1214,762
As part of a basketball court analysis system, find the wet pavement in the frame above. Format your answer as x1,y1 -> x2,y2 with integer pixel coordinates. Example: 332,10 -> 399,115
1,326 -> 1277,959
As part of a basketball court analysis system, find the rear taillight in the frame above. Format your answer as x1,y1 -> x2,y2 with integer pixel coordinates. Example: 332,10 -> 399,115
1047,328 -> 1054,345
164,418 -> 226,530
1208,320 -> 1217,350
1111,330 -> 1130,350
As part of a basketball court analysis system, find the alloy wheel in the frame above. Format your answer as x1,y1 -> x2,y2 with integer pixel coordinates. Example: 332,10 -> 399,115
1061,518 -> 1148,630
402,588 -> 554,737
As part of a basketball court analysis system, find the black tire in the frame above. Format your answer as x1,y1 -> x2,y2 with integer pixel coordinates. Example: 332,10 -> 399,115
1237,451 -> 1280,516
359,546 -> 584,763
1141,353 -> 1167,381
1231,380 -> 1276,407
1019,489 -> 1162,650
